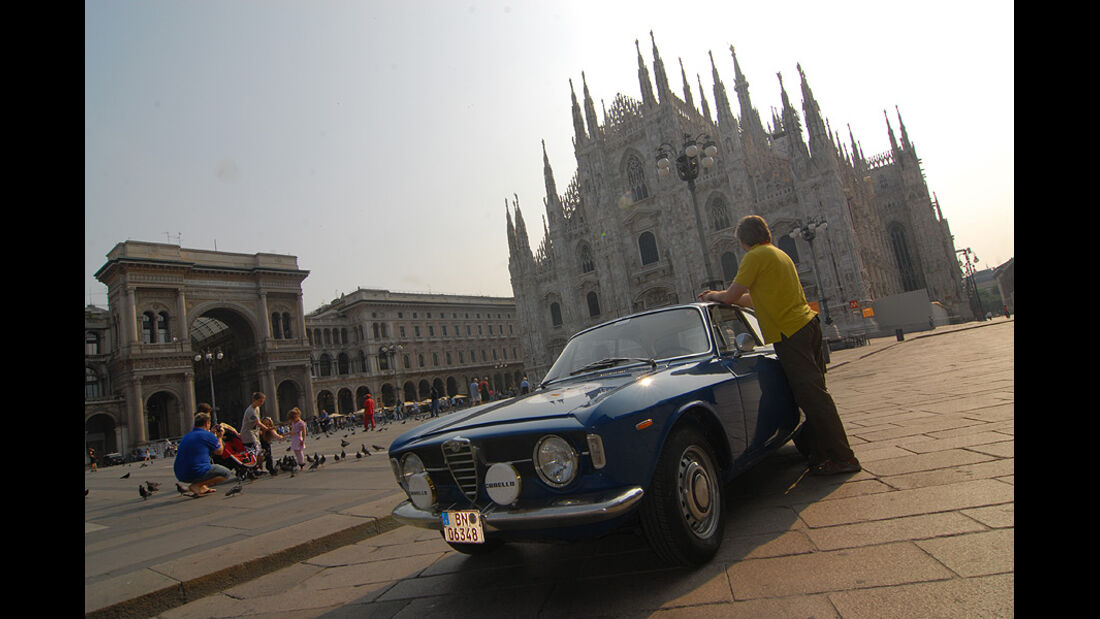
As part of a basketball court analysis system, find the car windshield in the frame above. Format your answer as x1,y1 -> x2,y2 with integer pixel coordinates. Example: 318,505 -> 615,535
542,307 -> 711,384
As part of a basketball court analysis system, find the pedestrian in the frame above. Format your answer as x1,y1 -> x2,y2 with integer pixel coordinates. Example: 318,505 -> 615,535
697,214 -> 860,476
287,407 -> 307,468
363,393 -> 376,431
241,392 -> 265,456
430,387 -> 440,418
479,378 -> 491,404
520,376 -> 530,395
259,416 -> 284,476
174,410 -> 232,496
470,378 -> 481,406
88,447 -> 97,472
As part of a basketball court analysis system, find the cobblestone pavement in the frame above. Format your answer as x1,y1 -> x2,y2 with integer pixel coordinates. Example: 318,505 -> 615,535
86,319 -> 1013,618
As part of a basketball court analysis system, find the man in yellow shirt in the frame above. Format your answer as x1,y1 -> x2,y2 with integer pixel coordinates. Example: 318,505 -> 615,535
698,215 -> 859,475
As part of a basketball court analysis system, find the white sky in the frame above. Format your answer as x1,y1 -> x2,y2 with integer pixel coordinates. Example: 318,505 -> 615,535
85,0 -> 1013,314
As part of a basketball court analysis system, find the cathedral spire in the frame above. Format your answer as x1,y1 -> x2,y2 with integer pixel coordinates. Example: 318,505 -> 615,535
697,73 -> 712,123
679,58 -> 695,111
570,79 -> 587,144
636,38 -> 656,107
506,199 -> 516,254
512,194 -> 530,254
582,71 -> 600,141
542,139 -> 558,201
730,46 -> 766,146
778,71 -> 808,159
797,63 -> 832,160
650,30 -> 671,104
896,106 -> 912,151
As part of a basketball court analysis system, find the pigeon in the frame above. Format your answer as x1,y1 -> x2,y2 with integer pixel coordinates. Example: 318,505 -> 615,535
145,481 -> 161,493
372,444 -> 386,452
139,485 -> 151,500
308,458 -> 320,470
361,444 -> 367,453
176,483 -> 188,495
225,484 -> 243,497
341,450 -> 346,459
355,452 -> 362,459
120,472 -> 131,479
333,453 -> 340,463
340,439 -> 350,447
319,454 -> 327,465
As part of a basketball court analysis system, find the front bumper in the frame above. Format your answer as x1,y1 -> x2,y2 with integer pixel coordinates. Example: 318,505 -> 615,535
392,485 -> 645,532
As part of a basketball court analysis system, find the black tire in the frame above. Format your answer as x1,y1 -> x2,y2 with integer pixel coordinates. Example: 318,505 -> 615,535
640,425 -> 724,566
444,536 -> 504,555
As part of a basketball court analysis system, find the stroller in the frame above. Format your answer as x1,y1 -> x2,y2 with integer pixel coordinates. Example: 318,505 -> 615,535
213,423 -> 260,480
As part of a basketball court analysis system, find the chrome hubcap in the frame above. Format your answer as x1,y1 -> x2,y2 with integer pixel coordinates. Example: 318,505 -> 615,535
678,446 -> 718,538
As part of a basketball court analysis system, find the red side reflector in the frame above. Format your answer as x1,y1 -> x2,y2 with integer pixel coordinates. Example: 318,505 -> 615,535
635,419 -> 653,430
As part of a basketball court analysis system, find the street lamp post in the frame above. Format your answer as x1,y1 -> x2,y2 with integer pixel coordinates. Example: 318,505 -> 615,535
193,349 -> 225,425
955,247 -> 985,320
656,134 -> 724,292
381,344 -> 404,410
789,218 -> 833,326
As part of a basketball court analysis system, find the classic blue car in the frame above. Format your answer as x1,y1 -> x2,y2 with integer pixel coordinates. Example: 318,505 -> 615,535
389,302 -> 802,565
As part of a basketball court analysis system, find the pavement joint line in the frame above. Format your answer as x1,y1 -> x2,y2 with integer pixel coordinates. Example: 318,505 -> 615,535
85,512 -> 403,618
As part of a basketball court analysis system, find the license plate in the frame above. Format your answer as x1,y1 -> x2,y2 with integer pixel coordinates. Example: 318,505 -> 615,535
442,510 -> 484,544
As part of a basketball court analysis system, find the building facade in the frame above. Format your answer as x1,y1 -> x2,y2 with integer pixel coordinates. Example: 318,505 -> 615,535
88,241 -> 314,459
305,288 -> 524,413
507,35 -> 969,381
85,244 -> 523,459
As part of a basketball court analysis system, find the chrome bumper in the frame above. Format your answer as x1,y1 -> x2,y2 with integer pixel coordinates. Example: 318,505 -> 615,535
392,486 -> 645,532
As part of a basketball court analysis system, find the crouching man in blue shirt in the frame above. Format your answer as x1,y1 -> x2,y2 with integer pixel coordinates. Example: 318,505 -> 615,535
174,410 -> 232,496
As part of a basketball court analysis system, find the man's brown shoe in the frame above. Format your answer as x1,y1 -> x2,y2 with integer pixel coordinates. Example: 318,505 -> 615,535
809,457 -> 861,476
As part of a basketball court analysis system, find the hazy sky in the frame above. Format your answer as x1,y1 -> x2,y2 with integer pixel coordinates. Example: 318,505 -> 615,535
85,0 -> 1013,314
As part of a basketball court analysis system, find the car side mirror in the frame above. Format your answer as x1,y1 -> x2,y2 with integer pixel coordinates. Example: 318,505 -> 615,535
734,332 -> 756,353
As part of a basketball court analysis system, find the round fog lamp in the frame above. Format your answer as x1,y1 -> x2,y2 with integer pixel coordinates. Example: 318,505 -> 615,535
485,462 -> 522,505
407,472 -> 436,510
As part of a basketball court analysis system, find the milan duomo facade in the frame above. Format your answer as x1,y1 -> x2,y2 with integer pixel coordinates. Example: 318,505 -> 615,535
506,34 -> 970,381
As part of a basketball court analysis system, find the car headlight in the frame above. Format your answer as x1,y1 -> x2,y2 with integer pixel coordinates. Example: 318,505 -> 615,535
401,452 -> 426,485
533,435 -> 579,488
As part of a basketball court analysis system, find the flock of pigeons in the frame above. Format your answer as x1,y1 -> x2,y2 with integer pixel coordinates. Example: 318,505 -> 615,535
91,426 -> 391,502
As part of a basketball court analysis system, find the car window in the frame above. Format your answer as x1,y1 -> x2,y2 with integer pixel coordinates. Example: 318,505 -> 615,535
543,307 -> 709,383
710,305 -> 765,355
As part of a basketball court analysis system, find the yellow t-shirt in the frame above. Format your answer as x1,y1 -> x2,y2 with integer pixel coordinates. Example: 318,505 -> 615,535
732,243 -> 817,344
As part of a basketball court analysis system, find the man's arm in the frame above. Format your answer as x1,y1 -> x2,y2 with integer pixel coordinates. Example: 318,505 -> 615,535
698,281 -> 751,307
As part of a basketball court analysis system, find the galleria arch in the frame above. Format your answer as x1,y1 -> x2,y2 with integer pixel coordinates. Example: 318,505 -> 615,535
93,241 -> 315,455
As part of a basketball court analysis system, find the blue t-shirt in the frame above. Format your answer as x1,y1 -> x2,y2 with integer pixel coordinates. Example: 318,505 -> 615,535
174,427 -> 219,482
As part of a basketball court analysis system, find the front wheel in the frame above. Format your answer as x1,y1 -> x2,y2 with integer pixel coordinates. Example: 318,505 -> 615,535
640,425 -> 724,566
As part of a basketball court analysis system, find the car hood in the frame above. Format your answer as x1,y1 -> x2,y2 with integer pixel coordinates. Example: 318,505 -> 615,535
390,372 -> 647,449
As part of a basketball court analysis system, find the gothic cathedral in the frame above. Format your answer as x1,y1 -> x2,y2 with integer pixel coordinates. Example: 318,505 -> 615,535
507,33 -> 969,380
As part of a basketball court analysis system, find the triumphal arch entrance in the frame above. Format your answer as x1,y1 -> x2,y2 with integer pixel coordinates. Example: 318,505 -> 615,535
93,241 -> 314,455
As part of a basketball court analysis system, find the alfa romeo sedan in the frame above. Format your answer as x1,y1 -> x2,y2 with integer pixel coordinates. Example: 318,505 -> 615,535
388,302 -> 802,565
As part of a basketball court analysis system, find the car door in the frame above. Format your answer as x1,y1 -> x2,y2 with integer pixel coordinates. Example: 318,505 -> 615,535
709,306 -> 797,463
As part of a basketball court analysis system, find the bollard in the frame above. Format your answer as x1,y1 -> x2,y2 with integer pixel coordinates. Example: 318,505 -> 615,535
895,328 -> 904,342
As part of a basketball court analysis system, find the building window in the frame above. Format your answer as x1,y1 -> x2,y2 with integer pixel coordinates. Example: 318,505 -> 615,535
777,235 -> 799,263
709,195 -> 732,230
626,155 -> 649,201
283,313 -> 293,339
579,243 -> 595,273
320,354 -> 332,377
142,312 -> 154,343
86,332 -> 100,356
721,251 -> 739,285
86,366 -> 102,398
272,313 -> 282,339
639,231 -> 659,265
586,291 -> 601,317
338,353 -> 350,375
550,302 -> 563,327
157,312 -> 171,343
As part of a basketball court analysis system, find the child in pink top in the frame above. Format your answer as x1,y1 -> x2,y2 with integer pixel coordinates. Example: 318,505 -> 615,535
287,407 -> 307,468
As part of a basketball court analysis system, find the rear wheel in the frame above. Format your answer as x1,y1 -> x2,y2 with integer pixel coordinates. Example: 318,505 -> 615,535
640,425 -> 723,566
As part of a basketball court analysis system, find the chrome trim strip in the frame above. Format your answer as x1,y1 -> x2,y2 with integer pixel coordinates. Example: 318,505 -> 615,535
391,486 -> 645,532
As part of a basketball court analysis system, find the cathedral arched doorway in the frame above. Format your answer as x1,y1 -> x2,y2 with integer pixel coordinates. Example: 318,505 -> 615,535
338,388 -> 354,413
380,384 -> 396,407
446,376 -> 458,397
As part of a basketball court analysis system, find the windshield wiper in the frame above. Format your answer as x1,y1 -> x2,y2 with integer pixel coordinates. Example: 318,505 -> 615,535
568,357 -> 656,376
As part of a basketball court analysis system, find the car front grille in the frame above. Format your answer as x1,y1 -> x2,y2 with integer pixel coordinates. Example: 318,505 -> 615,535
441,437 -> 478,502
